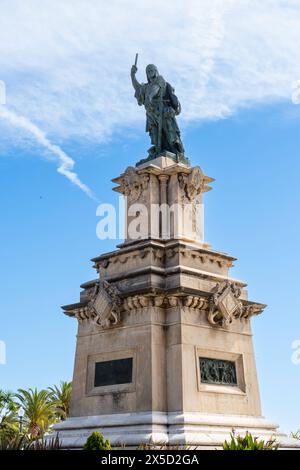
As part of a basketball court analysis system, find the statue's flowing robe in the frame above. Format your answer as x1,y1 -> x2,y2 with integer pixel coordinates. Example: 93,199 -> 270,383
134,76 -> 183,153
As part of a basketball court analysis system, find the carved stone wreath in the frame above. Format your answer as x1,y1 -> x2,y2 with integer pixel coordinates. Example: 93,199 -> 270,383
121,167 -> 149,202
187,166 -> 206,200
178,166 -> 205,202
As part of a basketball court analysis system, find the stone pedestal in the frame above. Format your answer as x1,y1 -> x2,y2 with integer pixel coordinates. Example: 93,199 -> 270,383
53,157 -> 300,449
112,156 -> 214,246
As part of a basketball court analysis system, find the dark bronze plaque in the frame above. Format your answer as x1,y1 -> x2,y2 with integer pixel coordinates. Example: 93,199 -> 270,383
94,358 -> 133,387
200,357 -> 237,386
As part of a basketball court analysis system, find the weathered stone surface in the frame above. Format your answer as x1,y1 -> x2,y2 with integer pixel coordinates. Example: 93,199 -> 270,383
54,156 -> 299,449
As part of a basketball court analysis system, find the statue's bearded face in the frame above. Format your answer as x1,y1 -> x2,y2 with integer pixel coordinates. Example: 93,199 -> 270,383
146,64 -> 158,81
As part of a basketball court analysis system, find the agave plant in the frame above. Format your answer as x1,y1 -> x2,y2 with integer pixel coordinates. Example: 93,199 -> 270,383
138,442 -> 190,450
16,388 -> 57,438
0,432 -> 61,450
291,430 -> 300,440
29,433 -> 61,450
48,381 -> 72,421
0,433 -> 30,450
223,431 -> 278,450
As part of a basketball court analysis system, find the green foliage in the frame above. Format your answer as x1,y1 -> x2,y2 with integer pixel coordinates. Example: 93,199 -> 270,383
83,432 -> 111,450
0,390 -> 20,441
16,388 -> 57,438
0,433 -> 30,450
0,384 -> 70,449
0,432 -> 61,450
48,381 -> 72,421
223,431 -> 278,450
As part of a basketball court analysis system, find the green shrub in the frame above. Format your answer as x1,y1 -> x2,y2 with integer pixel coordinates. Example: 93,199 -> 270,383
223,431 -> 278,450
83,432 -> 111,450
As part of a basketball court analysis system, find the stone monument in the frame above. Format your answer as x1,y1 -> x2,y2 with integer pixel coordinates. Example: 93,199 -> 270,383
53,62 -> 300,449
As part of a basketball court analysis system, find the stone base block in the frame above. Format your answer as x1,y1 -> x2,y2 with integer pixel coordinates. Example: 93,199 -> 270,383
51,412 -> 300,449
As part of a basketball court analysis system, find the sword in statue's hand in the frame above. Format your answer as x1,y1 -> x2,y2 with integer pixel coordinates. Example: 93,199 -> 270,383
131,53 -> 138,75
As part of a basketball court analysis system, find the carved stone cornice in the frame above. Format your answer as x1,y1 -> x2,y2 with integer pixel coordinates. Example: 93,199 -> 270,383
64,286 -> 264,330
241,303 -> 266,319
123,294 -> 209,311
92,241 -> 234,273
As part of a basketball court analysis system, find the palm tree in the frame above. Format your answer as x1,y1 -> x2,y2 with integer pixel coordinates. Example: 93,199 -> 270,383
16,388 -> 56,438
0,390 -> 19,439
48,381 -> 72,421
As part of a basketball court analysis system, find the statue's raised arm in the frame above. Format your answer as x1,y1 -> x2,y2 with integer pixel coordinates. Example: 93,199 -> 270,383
130,61 -> 185,163
130,64 -> 140,93
131,63 -> 147,108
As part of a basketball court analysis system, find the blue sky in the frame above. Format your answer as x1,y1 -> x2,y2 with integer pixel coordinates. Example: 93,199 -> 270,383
1,0 -> 300,433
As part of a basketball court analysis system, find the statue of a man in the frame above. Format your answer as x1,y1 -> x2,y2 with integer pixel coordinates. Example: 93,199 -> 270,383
131,63 -> 185,161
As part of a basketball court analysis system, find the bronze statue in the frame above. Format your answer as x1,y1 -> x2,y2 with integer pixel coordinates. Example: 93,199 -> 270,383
131,55 -> 185,163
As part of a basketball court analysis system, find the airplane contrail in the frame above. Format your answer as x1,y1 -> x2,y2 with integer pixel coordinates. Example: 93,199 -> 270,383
0,106 -> 97,201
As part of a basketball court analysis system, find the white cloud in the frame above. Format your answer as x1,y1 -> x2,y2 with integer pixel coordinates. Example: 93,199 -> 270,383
0,0 -> 300,192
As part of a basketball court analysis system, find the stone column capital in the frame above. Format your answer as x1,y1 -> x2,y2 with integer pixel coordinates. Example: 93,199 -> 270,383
158,174 -> 169,183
